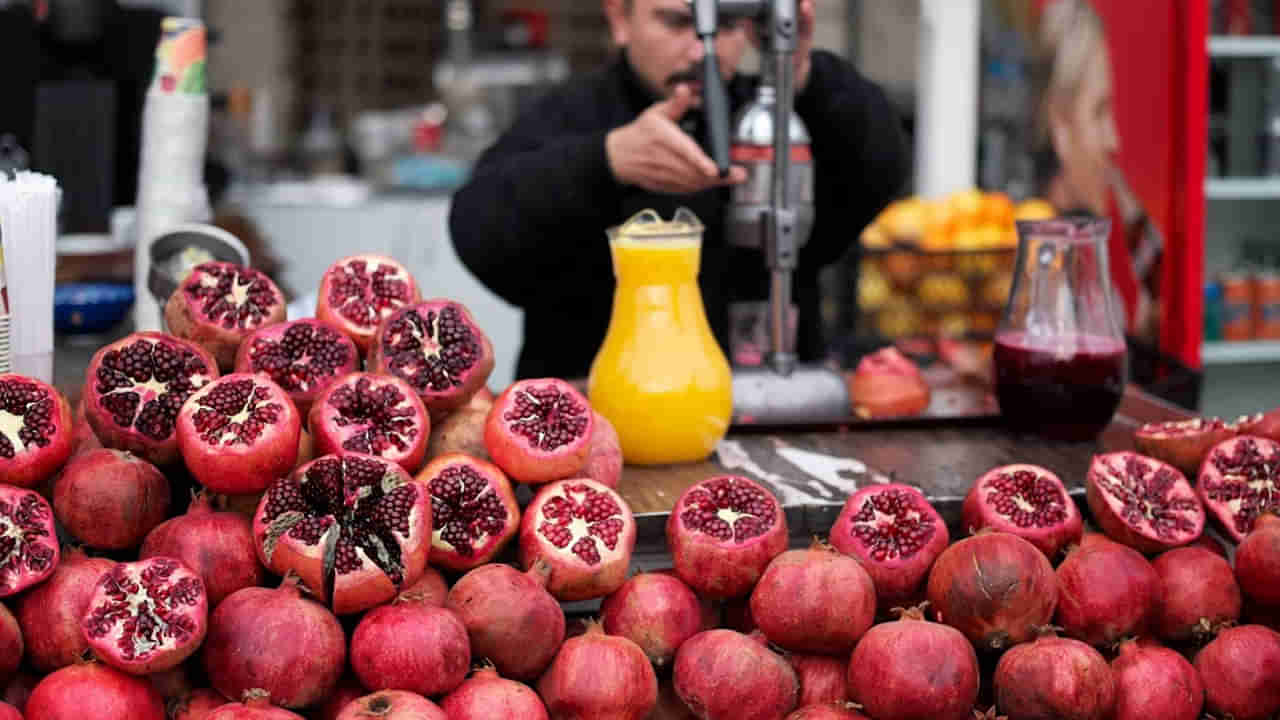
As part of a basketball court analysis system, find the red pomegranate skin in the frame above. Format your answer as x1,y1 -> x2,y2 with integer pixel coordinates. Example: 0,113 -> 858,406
333,690 -> 446,720
350,603 -> 471,698
440,667 -> 549,720
1054,537 -> 1160,647
583,410 -> 622,489
444,561 -> 565,682
2,672 -> 36,712
784,704 -> 870,720
788,654 -> 849,707
402,566 -> 448,606
25,662 -> 166,720
993,634 -> 1116,720
749,542 -> 876,655
52,448 -> 171,550
140,492 -> 265,608
538,622 -> 657,720
205,692 -> 306,719
846,609 -> 979,720
0,702 -> 19,720
1236,514 -> 1280,609
1111,641 -> 1202,720
305,675 -> 364,720
0,603 -> 18,681
170,688 -> 227,720
673,630 -> 798,720
0,374 -> 74,489
1193,624 -> 1280,720
1152,546 -> 1241,642
601,571 -> 705,667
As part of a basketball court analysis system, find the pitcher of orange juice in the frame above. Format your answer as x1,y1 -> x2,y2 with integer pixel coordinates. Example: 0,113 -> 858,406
588,208 -> 733,465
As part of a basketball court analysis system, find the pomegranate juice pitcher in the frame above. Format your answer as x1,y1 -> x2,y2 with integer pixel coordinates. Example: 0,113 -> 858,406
588,208 -> 733,465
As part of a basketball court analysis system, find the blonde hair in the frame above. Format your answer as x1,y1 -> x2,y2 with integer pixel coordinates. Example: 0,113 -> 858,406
1034,0 -> 1107,142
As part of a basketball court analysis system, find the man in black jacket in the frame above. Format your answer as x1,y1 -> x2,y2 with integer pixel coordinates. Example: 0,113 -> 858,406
449,0 -> 908,380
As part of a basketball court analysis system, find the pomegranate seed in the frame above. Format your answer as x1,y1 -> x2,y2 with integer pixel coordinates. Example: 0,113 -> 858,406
536,483 -> 625,565
429,465 -> 508,557
180,263 -> 277,330
328,377 -> 419,455
678,477 -> 778,543
0,378 -> 57,458
189,379 -> 282,446
248,322 -> 353,392
502,384 -> 590,453
849,487 -> 939,561
1093,456 -> 1202,541
94,338 -> 209,439
330,259 -> 415,327
981,469 -> 1070,529
1204,438 -> 1280,536
383,305 -> 484,393
0,493 -> 57,593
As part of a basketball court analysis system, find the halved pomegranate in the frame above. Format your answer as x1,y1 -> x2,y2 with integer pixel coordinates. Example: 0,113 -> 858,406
316,254 -> 421,354
233,319 -> 359,417
81,557 -> 208,674
83,332 -> 219,466
1085,452 -> 1205,553
0,374 -> 73,489
369,300 -> 495,415
0,484 -> 59,597
830,483 -> 949,609
1134,417 -> 1238,478
308,373 -> 430,475
484,378 -> 594,484
667,475 -> 789,599
253,453 -> 431,614
1198,435 -> 1280,542
847,347 -> 930,419
518,478 -> 636,601
962,464 -> 1082,559
1236,407 -> 1280,442
416,453 -> 519,572
164,261 -> 286,370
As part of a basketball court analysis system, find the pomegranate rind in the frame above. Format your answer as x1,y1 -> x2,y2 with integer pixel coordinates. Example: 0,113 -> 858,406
1193,625 -> 1280,720
789,654 -> 850,708
518,478 -> 637,602
1152,546 -> 1242,643
1236,407 -> 1280,442
316,254 -> 422,354
81,557 -> 208,675
369,299 -> 496,414
830,483 -> 949,607
1086,451 -> 1205,553
993,634 -> 1116,720
53,448 -> 171,551
440,668 -> 549,720
445,562 -> 567,682
667,475 -> 789,599
583,410 -> 623,489
961,464 -> 1082,559
847,347 -> 930,418
1134,417 -> 1237,478
1110,641 -> 1203,720
417,452 -> 519,572
0,374 -> 74,489
349,604 -> 471,698
600,572 -> 705,667
233,318 -> 360,418
425,407 -> 489,462
309,372 -> 430,475
1054,537 -> 1160,647
749,544 -> 877,655
164,261 -> 287,371
1197,435 -> 1280,542
538,624 -> 658,720
846,611 -> 980,720
484,378 -> 594,485
334,691 -> 446,720
0,484 -> 58,597
139,493 -> 266,609
1236,514 -> 1280,608
15,549 -> 116,672
26,662 -> 166,720
672,629 -> 798,720
0,603 -> 19,681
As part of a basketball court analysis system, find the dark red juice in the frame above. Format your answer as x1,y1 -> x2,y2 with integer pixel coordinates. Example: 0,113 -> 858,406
993,331 -> 1126,441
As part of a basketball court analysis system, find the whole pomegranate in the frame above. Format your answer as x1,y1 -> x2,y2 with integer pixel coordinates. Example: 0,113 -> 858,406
1193,624 -> 1280,720
601,571 -> 704,667
993,629 -> 1116,720
444,560 -> 566,681
349,598 -> 471,698
172,688 -> 235,720
81,557 -> 208,674
1054,537 -> 1160,647
1085,451 -> 1205,553
140,492 -> 264,608
0,484 -> 59,597
583,410 -> 623,489
53,448 -> 171,550
417,453 -> 519,572
309,373 -> 430,475
538,621 -> 657,720
0,374 -> 74,488
961,464 -> 1082,559
0,603 -> 18,681
334,691 -> 446,720
847,346 -> 930,418
847,605 -> 979,720
1151,546 -> 1241,643
1198,435 -> 1280,542
164,261 -> 287,370
253,453 -> 432,614
1134,416 -> 1237,478
0,702 -> 19,720
202,576 -> 346,709
673,629 -> 798,720
69,396 -> 103,458
518,478 -> 636,601
829,483 -> 949,608
14,547 -> 111,672
206,689 -> 305,719
403,566 -> 448,607
789,654 -> 849,707
370,299 -> 495,415
25,661 -> 166,719
484,378 -> 593,484
1236,513 -> 1280,609
1110,640 -> 1202,720
233,318 -> 359,417
784,705 -> 870,720
315,254 -> 421,354
667,475 -> 788,599
750,540 -> 876,655
425,407 -> 488,461
440,666 -> 548,720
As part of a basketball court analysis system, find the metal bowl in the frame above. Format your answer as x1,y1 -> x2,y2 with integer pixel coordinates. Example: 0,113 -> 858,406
147,223 -> 250,306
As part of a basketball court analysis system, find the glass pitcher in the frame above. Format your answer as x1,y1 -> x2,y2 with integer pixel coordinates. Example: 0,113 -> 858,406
588,208 -> 733,465
993,218 -> 1127,441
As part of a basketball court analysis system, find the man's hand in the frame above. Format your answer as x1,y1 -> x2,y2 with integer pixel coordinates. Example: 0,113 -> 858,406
606,84 -> 747,195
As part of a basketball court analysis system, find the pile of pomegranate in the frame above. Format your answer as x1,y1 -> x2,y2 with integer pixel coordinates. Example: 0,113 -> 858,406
1,255 -> 1278,719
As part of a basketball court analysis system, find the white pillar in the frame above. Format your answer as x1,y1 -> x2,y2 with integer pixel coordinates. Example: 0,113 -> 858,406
915,0 -> 981,198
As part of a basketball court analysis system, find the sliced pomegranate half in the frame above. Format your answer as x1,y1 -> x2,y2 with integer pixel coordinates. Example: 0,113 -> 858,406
370,299 -> 495,415
164,261 -> 286,371
1236,408 -> 1280,442
83,332 -> 220,466
1134,417 -> 1238,478
418,453 -> 519,572
0,484 -> 59,598
0,374 -> 74,489
1199,435 -> 1280,542
253,453 -> 432,614
233,319 -> 359,417
316,254 -> 421,354
830,483 -> 949,608
81,557 -> 208,675
518,478 -> 636,601
309,373 -> 430,475
667,475 -> 789,599
1086,451 -> 1205,553
484,378 -> 594,484
961,464 -> 1082,559
177,373 -> 302,496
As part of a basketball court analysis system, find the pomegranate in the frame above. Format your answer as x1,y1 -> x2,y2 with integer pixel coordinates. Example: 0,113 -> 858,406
518,478 -> 636,601
417,453 -> 519,572
538,621 -> 657,720
0,374 -> 74,488
925,531 -> 1057,652
0,484 -> 58,597
1200,435 -> 1280,542
206,689 -> 306,719
253,453 -> 431,614
14,546 -> 113,671
830,483 -> 949,608
961,465 -> 1082,559
784,705 -> 870,720
349,599 -> 470,698
0,603 -> 18,681
309,373 -> 430,475
1054,537 -> 1159,647
177,373 -> 302,496
789,654 -> 849,707
1152,546 -> 1241,643
80,557 -> 208,674
53,448 -> 171,550
334,691 -> 446,720
673,629 -> 798,720
847,347 -> 930,418
583,410 -> 623,489
234,319 -> 359,417
484,378 -> 593,484
1237,407 -> 1280,441
1085,451 -> 1205,553
147,664 -> 193,699
750,540 -> 876,654
171,687 -> 230,720
202,576 -> 345,709
369,300 -> 495,415
0,703 -> 18,720
600,571 -> 704,667
667,475 -> 788,599
140,492 -> 264,608
1194,624 -> 1280,720
1110,640 -> 1202,720
992,629 -> 1115,720
425,407 -> 488,461
467,386 -> 495,411
444,560 -> 566,681
402,566 -> 448,607
1134,416 -> 1237,478
316,254 -> 421,354
1236,513 -> 1280,608
164,261 -> 287,370
70,396 -> 103,458
306,675 -> 365,720
82,331 -> 219,465
440,665 -> 549,720
25,661 -> 166,719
